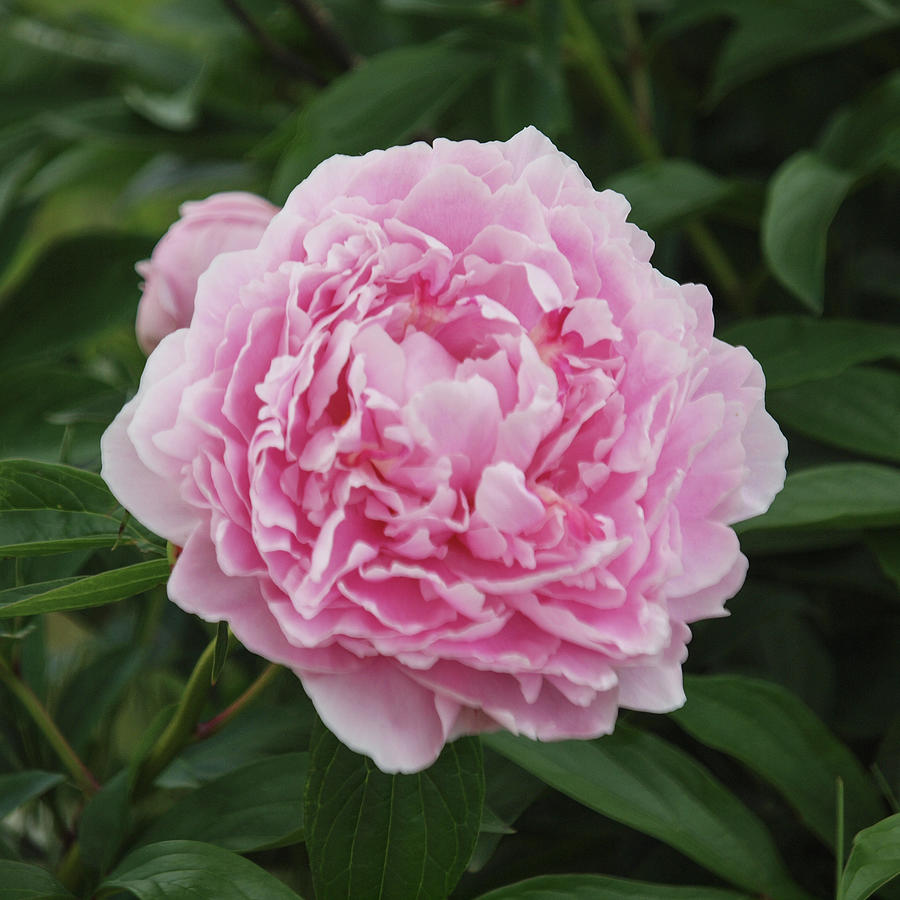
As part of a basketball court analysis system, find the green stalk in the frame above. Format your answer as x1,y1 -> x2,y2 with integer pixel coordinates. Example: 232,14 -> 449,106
195,663 -> 281,739
835,777 -> 845,899
133,636 -> 218,793
562,0 -> 744,309
0,655 -> 99,795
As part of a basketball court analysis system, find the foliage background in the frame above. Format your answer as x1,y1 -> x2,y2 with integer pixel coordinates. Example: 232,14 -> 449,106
0,0 -> 899,898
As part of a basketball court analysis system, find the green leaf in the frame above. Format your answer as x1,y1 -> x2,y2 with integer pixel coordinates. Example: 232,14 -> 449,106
767,367 -> 900,463
672,675 -> 885,847
0,364 -> 122,464
707,0 -> 899,104
606,160 -> 733,233
79,770 -> 132,874
839,813 -> 900,900
0,233 -> 153,366
0,560 -> 170,619
0,861 -> 74,899
736,464 -> 900,534
476,873 -> 754,899
157,703 -> 314,789
819,70 -> 900,173
0,459 -> 162,557
272,37 -> 489,200
867,530 -> 900,590
98,840 -> 304,899
762,152 -> 854,311
305,721 -> 484,900
719,316 -> 900,390
0,770 -> 64,820
484,725 -> 810,900
211,622 -> 230,685
138,753 -> 306,853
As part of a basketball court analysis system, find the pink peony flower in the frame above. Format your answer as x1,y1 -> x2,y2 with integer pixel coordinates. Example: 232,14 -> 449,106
102,128 -> 787,773
135,192 -> 278,353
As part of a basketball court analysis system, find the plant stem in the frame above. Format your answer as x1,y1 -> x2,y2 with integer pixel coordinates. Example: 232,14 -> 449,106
284,0 -> 361,70
562,0 -> 744,310
220,0 -> 326,85
132,636 -> 218,793
195,663 -> 281,740
0,654 -> 99,795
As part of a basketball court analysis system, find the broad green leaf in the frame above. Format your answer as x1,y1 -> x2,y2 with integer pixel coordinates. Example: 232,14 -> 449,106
736,464 -> 900,534
606,160 -> 733,232
720,316 -> 900,390
0,364 -> 121,464
476,873 -> 753,899
839,813 -> 900,900
79,770 -> 132,874
672,675 -> 885,847
272,38 -> 489,200
0,459 -> 162,557
707,0 -> 899,104
305,721 -> 484,900
0,861 -> 74,899
157,702 -> 313,789
98,840 -> 303,899
0,232 -> 153,365
867,530 -> 900,590
138,753 -> 306,852
485,725 -> 811,900
0,770 -> 63,820
0,559 -> 169,618
819,70 -> 900,173
762,152 -> 854,311
767,367 -> 900,463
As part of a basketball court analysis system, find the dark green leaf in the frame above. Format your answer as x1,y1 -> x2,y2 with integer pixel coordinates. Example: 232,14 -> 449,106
0,459 -> 162,557
0,364 -> 121,464
867,530 -> 900,591
839,813 -> 900,900
767,367 -> 900,463
606,160 -> 733,233
736,464 -> 900,534
157,703 -> 313,789
707,0 -> 899,104
98,840 -> 304,899
272,38 -> 489,200
762,151 -> 854,311
305,720 -> 484,900
819,70 -> 900,173
0,233 -> 153,366
79,770 -> 132,874
484,725 -> 810,899
0,559 -> 170,618
0,861 -> 74,899
721,316 -> 900,390
0,770 -> 63,820
673,675 -> 885,847
476,873 -> 753,899
137,752 -> 307,852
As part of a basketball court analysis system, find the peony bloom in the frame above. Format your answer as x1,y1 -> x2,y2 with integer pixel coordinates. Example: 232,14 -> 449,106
135,192 -> 278,353
102,128 -> 787,773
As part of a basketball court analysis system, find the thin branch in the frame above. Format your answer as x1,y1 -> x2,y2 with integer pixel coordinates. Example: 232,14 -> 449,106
221,0 -> 326,85
284,0 -> 362,70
